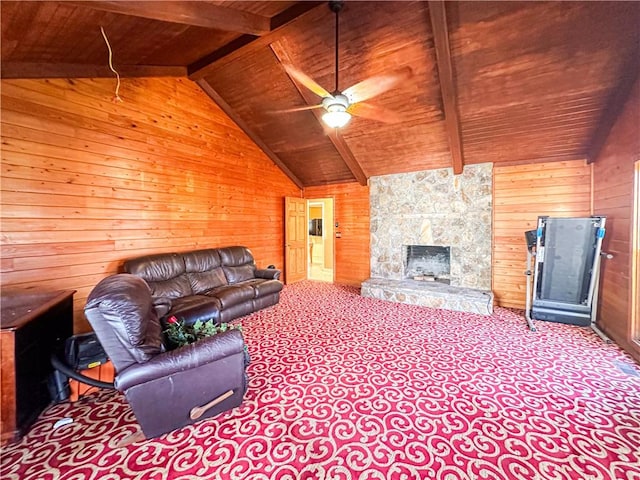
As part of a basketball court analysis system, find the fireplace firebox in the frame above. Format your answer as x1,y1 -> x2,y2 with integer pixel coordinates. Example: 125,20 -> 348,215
403,245 -> 451,284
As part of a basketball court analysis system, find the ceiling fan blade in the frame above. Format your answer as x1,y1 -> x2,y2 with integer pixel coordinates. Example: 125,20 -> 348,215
283,64 -> 333,99
342,66 -> 413,104
270,104 -> 324,114
347,102 -> 404,124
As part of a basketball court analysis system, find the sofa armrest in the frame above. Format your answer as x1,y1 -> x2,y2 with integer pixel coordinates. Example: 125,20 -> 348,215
115,329 -> 245,391
152,296 -> 172,318
255,268 -> 281,280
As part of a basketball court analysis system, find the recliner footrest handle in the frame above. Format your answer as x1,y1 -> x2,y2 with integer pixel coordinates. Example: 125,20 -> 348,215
189,389 -> 234,420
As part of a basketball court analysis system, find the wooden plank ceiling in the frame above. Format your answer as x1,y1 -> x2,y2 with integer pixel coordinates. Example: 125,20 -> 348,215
2,1 -> 638,187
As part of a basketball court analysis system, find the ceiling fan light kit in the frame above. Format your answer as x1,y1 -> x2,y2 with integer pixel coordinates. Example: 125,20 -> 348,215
322,94 -> 351,128
322,109 -> 351,129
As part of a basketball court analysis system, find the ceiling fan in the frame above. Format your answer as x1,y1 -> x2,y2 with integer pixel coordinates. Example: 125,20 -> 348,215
278,1 -> 413,129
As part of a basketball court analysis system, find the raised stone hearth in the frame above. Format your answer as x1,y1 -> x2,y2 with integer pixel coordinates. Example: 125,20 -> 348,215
361,278 -> 494,315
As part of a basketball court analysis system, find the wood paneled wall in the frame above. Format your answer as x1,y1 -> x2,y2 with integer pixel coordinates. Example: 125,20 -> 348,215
592,78 -> 640,362
492,160 -> 592,308
304,183 -> 370,286
1,77 -> 300,331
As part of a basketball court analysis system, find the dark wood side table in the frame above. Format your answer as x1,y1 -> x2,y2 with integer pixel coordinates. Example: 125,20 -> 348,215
1,289 -> 75,445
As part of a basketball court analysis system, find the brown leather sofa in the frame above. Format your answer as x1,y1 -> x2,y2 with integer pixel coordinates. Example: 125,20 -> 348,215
85,274 -> 248,438
124,246 -> 282,325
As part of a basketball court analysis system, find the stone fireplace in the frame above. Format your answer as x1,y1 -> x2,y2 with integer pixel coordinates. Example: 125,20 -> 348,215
362,164 -> 494,314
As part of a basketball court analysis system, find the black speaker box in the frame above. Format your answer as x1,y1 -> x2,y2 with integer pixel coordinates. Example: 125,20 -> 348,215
65,333 -> 108,370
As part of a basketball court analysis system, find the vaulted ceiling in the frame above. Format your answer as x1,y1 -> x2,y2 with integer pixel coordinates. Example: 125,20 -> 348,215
2,1 -> 639,188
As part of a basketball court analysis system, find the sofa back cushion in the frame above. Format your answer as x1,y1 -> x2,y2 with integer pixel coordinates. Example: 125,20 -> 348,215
124,253 -> 191,299
85,274 -> 165,371
218,246 -> 256,284
183,249 -> 228,294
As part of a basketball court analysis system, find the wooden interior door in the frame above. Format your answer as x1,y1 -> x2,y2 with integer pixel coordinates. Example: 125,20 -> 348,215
285,197 -> 307,284
632,161 -> 640,346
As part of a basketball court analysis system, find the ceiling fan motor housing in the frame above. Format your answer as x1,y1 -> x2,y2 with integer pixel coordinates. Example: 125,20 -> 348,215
322,93 -> 350,112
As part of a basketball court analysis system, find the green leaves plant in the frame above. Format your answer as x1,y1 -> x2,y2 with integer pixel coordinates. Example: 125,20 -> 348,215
164,317 -> 243,349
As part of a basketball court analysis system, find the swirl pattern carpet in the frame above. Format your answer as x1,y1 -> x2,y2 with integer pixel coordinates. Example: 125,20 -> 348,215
2,281 -> 639,479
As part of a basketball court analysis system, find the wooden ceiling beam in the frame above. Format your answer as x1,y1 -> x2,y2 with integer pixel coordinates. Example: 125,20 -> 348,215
269,41 -> 368,187
0,62 -> 186,79
196,78 -> 304,189
187,34 -> 259,78
189,2 -> 324,81
428,0 -> 464,175
68,1 -> 271,35
325,131 -> 368,187
585,53 -> 640,164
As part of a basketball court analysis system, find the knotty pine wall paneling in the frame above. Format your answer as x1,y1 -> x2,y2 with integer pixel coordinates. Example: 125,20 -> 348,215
492,160 -> 592,309
592,78 -> 639,362
1,77 -> 301,331
304,183 -> 370,286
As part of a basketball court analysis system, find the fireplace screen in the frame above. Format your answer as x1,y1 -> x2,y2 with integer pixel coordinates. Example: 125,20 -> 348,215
403,245 -> 451,283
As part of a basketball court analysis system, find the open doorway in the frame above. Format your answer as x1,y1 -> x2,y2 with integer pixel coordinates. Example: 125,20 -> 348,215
307,198 -> 334,282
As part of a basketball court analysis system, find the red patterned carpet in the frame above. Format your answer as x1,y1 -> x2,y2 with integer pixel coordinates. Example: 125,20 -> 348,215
2,281 -> 640,479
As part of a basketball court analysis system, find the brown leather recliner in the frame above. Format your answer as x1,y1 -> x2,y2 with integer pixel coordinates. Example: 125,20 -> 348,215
84,274 -> 248,439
